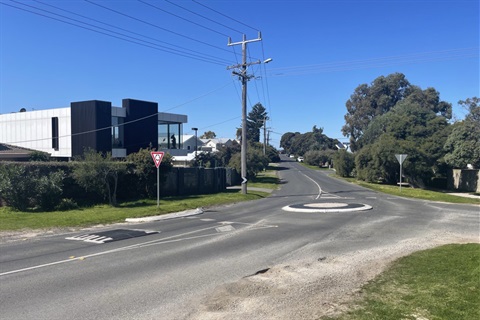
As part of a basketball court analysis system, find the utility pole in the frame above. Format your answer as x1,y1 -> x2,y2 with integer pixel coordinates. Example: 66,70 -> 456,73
227,33 -> 262,194
263,116 -> 267,156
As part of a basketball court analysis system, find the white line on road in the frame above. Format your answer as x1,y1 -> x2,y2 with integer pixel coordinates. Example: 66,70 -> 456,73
0,221 -> 277,277
300,172 -> 323,200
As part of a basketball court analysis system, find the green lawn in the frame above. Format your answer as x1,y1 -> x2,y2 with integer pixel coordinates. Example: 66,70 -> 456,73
0,165 -> 282,232
0,190 -> 268,231
341,177 -> 480,204
322,243 -> 480,320
249,165 -> 281,189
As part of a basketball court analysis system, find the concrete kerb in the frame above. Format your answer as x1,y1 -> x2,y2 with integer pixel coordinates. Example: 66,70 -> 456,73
125,207 -> 204,223
282,202 -> 372,213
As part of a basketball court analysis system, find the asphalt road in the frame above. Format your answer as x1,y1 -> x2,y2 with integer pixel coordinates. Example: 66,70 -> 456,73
1,157 -> 478,319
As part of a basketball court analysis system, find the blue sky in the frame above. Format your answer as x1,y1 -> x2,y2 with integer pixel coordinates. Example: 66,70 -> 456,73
1,0 -> 478,148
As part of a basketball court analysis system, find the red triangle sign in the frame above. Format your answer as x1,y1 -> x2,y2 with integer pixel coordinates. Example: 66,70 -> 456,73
151,151 -> 165,168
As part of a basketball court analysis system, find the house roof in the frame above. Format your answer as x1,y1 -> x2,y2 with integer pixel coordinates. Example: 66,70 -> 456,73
203,138 -> 233,144
0,143 -> 39,160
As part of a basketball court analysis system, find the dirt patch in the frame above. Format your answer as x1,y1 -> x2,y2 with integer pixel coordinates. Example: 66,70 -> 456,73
186,232 -> 479,320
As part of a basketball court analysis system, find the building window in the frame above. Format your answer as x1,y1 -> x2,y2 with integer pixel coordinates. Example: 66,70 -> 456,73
51,117 -> 59,150
158,123 -> 182,149
112,117 -> 124,148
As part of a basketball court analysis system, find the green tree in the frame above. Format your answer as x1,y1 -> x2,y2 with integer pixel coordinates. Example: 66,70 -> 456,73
356,97 -> 451,187
265,144 -> 280,163
280,126 -> 336,156
126,148 -> 173,198
279,132 -> 298,155
246,103 -> 268,143
194,152 -> 220,168
29,151 -> 50,162
0,165 -> 64,211
333,149 -> 355,177
200,131 -> 216,139
444,97 -> 480,168
305,149 -> 336,167
355,135 -> 399,184
227,143 -> 269,178
73,149 -> 127,206
216,143 -> 241,167
342,73 -> 412,151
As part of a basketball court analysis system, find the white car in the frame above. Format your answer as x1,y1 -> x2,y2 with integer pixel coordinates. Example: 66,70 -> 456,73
297,156 -> 304,162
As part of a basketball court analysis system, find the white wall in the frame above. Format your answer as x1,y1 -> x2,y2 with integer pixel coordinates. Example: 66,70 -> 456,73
0,108 -> 72,157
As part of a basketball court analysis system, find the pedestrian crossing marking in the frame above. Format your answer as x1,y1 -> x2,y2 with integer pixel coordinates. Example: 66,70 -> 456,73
66,229 -> 158,244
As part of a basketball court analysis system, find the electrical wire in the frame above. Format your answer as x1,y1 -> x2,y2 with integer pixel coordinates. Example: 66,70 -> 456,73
1,81 -> 234,145
267,48 -> 479,77
84,0 -> 236,56
31,0 -> 232,65
164,0 -> 245,35
138,0 -> 230,37
3,1 -> 230,65
191,0 -> 260,32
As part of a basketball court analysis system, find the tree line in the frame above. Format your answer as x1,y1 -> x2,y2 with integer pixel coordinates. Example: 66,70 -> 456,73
281,73 -> 479,188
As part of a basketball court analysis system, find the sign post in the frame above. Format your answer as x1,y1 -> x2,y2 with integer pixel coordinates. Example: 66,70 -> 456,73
150,151 -> 165,207
395,154 -> 408,192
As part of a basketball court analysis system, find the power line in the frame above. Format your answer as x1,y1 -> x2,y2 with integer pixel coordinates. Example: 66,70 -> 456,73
138,0 -> 230,37
192,0 -> 259,32
164,0 -> 245,35
31,0 -> 232,65
267,48 -> 479,77
199,115 -> 241,131
1,81 -> 234,145
3,1 -> 229,65
84,0 -> 236,56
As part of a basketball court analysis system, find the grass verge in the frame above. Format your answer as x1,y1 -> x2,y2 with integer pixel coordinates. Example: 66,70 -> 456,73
322,243 -> 480,320
249,165 -> 281,190
338,177 -> 480,205
0,190 -> 268,231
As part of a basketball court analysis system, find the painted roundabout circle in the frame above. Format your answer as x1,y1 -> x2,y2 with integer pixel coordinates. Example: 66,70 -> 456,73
282,202 -> 372,213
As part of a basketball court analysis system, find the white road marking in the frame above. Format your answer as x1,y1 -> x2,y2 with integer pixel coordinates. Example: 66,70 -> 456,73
300,172 -> 323,200
0,221 -> 277,277
216,225 -> 235,233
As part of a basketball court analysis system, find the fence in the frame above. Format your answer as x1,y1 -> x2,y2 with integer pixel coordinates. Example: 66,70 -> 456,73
160,167 -> 240,196
448,169 -> 480,193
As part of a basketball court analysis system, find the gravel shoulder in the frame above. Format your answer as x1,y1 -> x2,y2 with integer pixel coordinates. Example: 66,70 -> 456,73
185,231 -> 479,320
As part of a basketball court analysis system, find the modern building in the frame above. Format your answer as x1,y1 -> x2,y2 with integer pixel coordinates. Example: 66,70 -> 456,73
0,98 -> 188,160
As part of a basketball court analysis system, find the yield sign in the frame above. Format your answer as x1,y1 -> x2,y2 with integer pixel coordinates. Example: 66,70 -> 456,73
395,154 -> 408,165
151,151 -> 165,168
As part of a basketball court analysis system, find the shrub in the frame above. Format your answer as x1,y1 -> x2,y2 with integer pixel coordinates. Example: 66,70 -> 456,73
0,164 -> 65,211
55,198 -> 79,211
334,149 -> 355,177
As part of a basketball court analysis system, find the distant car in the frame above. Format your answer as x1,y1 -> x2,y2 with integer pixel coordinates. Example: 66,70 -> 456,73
297,156 -> 304,162
289,154 -> 295,158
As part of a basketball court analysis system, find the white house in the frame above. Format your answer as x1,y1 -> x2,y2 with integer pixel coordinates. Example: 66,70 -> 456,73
182,134 -> 205,152
201,138 -> 236,152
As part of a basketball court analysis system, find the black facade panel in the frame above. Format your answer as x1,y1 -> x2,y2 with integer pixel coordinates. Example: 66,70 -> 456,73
122,99 -> 158,154
71,100 -> 112,157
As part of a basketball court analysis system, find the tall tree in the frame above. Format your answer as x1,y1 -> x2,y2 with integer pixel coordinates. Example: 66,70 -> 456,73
246,103 -> 268,143
280,127 -> 336,156
444,97 -> 480,168
355,98 -> 451,187
342,73 -> 412,151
